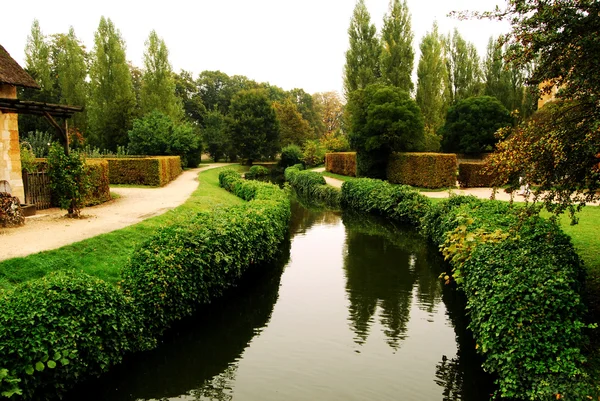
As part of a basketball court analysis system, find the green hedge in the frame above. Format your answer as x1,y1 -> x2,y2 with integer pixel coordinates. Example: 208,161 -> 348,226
0,168 -> 290,400
387,152 -> 457,188
120,169 -> 290,337
284,165 -> 341,208
422,197 -> 594,399
0,271 -> 152,400
245,165 -> 270,179
84,160 -> 111,206
325,152 -> 356,177
340,178 -> 432,226
457,161 -> 501,188
106,156 -> 182,186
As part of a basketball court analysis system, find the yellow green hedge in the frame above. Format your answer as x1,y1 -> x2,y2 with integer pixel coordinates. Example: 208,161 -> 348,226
84,159 -> 111,206
106,156 -> 182,187
387,152 -> 457,189
325,152 -> 357,177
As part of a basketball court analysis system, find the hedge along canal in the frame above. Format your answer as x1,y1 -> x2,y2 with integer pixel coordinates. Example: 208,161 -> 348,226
60,198 -> 495,401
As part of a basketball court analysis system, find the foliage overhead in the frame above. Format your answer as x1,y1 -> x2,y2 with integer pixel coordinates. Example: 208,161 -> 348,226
441,95 -> 512,154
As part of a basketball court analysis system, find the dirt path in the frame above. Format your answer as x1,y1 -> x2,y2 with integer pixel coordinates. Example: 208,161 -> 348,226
0,163 -> 231,261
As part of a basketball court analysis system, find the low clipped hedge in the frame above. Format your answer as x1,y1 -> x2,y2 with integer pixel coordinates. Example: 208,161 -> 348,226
245,165 -> 269,179
387,152 -> 457,189
84,159 -> 111,206
325,152 -> 356,177
106,156 -> 182,186
0,271 -> 152,400
120,169 -> 290,338
457,161 -> 501,188
422,197 -> 594,399
341,178 -> 432,226
0,168 -> 290,400
284,165 -> 341,208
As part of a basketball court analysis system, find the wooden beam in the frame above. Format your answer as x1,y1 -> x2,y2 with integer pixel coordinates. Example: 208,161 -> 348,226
43,111 -> 70,154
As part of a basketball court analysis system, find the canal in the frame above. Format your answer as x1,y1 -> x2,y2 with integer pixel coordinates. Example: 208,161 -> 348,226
64,199 -> 495,400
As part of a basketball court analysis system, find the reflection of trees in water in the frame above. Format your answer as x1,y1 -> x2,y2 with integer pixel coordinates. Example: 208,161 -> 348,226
433,285 -> 496,401
62,243 -> 290,401
288,198 -> 341,236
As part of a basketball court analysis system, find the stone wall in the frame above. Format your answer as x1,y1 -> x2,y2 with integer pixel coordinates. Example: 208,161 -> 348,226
0,84 -> 24,202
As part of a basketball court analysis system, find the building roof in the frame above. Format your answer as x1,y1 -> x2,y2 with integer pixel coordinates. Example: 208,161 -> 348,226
0,45 -> 40,89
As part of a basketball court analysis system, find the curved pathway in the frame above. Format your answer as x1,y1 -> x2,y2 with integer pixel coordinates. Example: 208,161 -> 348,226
0,163 -> 231,261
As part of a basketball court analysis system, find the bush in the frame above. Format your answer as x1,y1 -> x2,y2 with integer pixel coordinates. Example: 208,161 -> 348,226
387,152 -> 457,189
47,144 -> 90,217
106,156 -> 182,187
245,165 -> 270,179
284,166 -> 341,208
0,271 -> 151,400
441,96 -> 513,154
302,140 -> 326,167
84,160 -> 111,206
320,131 -> 351,152
457,161 -> 503,188
20,131 -> 54,158
128,111 -> 202,168
121,170 -> 290,337
341,178 -> 432,226
19,144 -> 37,174
279,145 -> 303,168
325,152 -> 356,177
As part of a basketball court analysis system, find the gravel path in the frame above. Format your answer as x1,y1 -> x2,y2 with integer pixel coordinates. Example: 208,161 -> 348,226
0,163 -> 231,261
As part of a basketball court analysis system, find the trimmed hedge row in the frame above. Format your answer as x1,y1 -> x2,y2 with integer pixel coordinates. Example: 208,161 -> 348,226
245,165 -> 270,179
387,152 -> 457,189
457,161 -> 500,188
325,152 -> 356,177
285,169 -> 595,399
284,165 -> 341,208
341,178 -> 432,226
106,156 -> 182,186
84,159 -> 111,206
0,169 -> 290,400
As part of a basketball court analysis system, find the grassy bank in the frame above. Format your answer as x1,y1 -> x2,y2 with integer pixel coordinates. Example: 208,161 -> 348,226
0,166 -> 245,291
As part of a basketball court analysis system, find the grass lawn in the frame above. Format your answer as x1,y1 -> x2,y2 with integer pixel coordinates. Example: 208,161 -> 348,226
0,166 -> 246,291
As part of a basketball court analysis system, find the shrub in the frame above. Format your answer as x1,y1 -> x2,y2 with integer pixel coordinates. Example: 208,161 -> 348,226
320,131 -> 350,152
84,160 -> 111,206
457,161 -> 504,188
47,143 -> 90,217
341,178 -> 432,226
387,152 -> 457,189
302,140 -> 326,167
20,131 -> 54,158
325,152 -> 356,177
19,143 -> 37,174
284,166 -> 341,208
279,145 -> 303,168
106,156 -> 182,186
441,96 -> 513,154
0,271 -> 151,400
245,165 -> 270,179
121,170 -> 290,337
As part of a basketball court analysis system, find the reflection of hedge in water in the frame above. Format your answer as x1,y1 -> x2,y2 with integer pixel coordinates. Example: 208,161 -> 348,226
288,196 -> 341,235
63,247 -> 289,401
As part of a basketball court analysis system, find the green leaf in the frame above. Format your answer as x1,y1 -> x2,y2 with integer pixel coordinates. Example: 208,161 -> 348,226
47,360 -> 57,369
35,362 -> 45,372
25,366 -> 34,375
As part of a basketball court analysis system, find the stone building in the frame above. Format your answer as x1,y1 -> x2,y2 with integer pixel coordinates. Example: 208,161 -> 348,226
0,45 -> 39,202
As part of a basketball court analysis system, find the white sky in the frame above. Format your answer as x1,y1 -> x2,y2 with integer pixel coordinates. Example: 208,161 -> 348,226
1,0 -> 510,97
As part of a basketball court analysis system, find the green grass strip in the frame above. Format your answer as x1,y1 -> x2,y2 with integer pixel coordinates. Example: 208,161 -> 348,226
0,166 -> 245,291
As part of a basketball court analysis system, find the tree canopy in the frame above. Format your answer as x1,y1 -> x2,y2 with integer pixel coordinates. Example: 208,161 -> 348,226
380,0 -> 414,92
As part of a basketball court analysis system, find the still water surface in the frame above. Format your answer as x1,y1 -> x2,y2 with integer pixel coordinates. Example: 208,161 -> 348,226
64,200 -> 494,400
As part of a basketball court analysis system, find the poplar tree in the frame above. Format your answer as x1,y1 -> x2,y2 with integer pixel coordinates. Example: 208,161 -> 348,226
415,22 -> 449,149
343,0 -> 381,96
380,0 -> 414,92
88,17 -> 135,150
446,29 -> 482,103
52,28 -> 89,135
140,30 -> 183,120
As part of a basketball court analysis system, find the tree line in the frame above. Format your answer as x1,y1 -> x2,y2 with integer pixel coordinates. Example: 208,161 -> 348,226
19,18 -> 347,166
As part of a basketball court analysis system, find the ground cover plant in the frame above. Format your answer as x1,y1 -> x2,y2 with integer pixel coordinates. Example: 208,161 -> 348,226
0,166 -> 290,400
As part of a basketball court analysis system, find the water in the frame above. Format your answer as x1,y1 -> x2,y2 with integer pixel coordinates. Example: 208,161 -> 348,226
64,200 -> 494,401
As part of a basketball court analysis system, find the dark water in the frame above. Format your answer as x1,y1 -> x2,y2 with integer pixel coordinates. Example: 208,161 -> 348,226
64,200 -> 494,401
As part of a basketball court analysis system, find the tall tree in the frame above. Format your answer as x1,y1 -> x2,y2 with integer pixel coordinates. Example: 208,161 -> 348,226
273,98 -> 312,147
288,88 -> 325,138
88,17 -> 136,150
380,0 -> 414,92
174,70 -> 206,125
140,30 -> 183,120
343,0 -> 382,96
51,28 -> 89,135
446,29 -> 482,103
416,22 -> 449,150
227,89 -> 280,162
313,91 -> 344,135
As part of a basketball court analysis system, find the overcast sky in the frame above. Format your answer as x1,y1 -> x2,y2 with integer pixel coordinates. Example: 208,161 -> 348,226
1,0 -> 510,96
